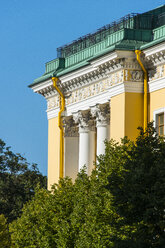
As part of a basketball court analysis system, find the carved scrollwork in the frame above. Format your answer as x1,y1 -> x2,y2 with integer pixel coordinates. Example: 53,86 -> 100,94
63,116 -> 79,137
148,65 -> 165,81
91,103 -> 110,126
73,110 -> 93,132
124,69 -> 143,82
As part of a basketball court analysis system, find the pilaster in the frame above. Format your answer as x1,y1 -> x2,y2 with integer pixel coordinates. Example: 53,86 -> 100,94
63,117 -> 79,181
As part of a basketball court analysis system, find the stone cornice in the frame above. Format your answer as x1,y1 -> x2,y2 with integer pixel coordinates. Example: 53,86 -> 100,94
32,51 -> 141,98
143,42 -> 165,67
59,51 -> 140,93
47,81 -> 143,120
30,79 -> 56,98
143,42 -> 165,58
148,76 -> 165,93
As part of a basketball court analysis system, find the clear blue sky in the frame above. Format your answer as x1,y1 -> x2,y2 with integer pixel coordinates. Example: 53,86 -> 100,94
0,0 -> 164,176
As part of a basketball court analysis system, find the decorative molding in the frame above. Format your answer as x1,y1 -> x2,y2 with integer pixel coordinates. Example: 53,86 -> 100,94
63,68 -> 143,106
60,59 -> 141,94
47,68 -> 143,113
60,64 -> 97,84
90,51 -> 118,67
47,95 -> 60,109
124,81 -> 144,93
148,76 -> 165,93
148,64 -> 165,82
47,108 -> 59,120
91,103 -> 110,127
47,81 -> 144,119
124,69 -> 143,82
153,107 -> 165,135
143,42 -> 165,58
143,42 -> 165,68
63,117 -> 79,137
67,90 -> 110,117
73,110 -> 93,132
31,79 -> 58,98
41,51 -> 147,120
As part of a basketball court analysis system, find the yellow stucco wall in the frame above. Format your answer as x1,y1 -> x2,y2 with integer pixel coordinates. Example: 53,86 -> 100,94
150,88 -> 165,121
125,92 -> 143,140
110,93 -> 125,142
47,117 -> 60,190
110,92 -> 143,142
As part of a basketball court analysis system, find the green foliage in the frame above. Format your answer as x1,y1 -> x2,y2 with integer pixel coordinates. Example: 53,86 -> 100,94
10,124 -> 165,247
106,124 -> 165,247
10,178 -> 74,248
0,139 -> 47,223
0,214 -> 10,248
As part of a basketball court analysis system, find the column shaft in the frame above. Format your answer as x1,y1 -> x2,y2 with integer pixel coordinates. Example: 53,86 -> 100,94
79,130 -> 90,171
97,125 -> 108,156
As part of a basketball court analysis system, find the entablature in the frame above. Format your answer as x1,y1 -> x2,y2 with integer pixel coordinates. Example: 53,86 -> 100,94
31,50 -> 146,120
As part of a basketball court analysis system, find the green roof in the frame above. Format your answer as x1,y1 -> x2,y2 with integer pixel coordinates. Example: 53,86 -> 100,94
29,5 -> 165,88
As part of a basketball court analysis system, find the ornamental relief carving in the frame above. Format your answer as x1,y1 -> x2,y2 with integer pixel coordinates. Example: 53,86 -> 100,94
148,64 -> 165,82
47,95 -> 60,109
65,70 -> 124,106
47,69 -> 143,111
63,117 -> 79,137
124,69 -> 143,82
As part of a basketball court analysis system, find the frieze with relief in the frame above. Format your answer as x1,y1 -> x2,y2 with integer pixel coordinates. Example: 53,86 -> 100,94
124,69 -> 143,82
148,64 -> 165,82
47,95 -> 60,109
47,69 -> 143,110
66,70 -> 124,106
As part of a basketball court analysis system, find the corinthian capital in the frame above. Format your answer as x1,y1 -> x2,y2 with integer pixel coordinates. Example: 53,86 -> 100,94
91,103 -> 110,127
73,110 -> 92,132
63,116 -> 78,137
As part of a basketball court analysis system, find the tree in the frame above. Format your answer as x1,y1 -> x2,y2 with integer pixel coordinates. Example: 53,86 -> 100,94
9,124 -> 165,247
0,139 -> 47,223
105,124 -> 165,247
10,178 -> 74,248
0,214 -> 10,248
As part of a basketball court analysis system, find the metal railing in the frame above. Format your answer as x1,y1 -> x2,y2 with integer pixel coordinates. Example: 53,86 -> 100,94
57,13 -> 138,58
57,10 -> 165,58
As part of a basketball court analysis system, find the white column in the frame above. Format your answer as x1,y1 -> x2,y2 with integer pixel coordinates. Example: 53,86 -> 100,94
73,110 -> 95,173
97,123 -> 108,156
89,129 -> 96,175
79,126 -> 90,171
91,103 -> 110,156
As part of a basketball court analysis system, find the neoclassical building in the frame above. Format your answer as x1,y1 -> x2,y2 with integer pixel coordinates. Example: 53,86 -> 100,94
29,5 -> 165,189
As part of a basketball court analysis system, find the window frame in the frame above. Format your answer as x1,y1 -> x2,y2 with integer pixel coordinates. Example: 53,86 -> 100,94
153,107 -> 165,136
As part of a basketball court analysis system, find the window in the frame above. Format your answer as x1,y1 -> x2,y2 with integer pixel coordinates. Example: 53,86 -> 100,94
158,113 -> 164,136
153,108 -> 165,136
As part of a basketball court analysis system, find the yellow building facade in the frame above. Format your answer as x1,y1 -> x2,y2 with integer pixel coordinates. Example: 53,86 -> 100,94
30,6 -> 165,189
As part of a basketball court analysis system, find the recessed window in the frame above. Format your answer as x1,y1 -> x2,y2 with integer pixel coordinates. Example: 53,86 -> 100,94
158,113 -> 164,136
153,108 -> 165,136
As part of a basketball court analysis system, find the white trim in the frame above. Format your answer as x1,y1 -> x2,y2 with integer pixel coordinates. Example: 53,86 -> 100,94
31,79 -> 53,93
143,42 -> 165,57
59,50 -> 136,84
124,82 -> 144,93
67,91 -> 110,116
59,65 -> 97,83
108,81 -> 143,98
47,81 -> 144,119
148,76 -> 165,93
47,108 -> 59,120
90,52 -> 117,67
153,107 -> 165,135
